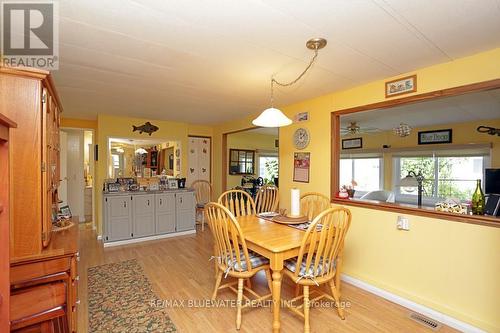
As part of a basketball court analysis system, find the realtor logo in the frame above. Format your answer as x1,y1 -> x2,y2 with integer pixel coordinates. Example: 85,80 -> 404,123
1,1 -> 59,69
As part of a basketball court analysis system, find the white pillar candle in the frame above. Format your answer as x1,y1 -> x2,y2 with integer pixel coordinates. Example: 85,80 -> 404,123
290,188 -> 301,217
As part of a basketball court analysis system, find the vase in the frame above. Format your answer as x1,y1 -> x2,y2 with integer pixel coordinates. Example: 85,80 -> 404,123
471,179 -> 485,215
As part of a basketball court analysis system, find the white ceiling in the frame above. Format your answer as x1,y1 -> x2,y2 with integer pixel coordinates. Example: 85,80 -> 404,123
54,0 -> 500,124
341,88 -> 500,130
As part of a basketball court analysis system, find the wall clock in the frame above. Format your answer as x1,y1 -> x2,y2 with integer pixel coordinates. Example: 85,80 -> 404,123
293,128 -> 310,150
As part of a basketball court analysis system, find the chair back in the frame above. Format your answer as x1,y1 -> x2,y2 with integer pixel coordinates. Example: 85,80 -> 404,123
293,207 -> 351,281
192,180 -> 212,205
301,192 -> 331,220
255,185 -> 279,213
205,202 -> 253,272
218,190 -> 256,217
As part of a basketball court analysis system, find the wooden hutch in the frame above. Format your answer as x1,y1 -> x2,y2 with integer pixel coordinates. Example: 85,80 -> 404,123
0,66 -> 79,332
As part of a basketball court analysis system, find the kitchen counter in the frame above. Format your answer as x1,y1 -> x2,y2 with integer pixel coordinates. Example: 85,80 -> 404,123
103,188 -> 193,196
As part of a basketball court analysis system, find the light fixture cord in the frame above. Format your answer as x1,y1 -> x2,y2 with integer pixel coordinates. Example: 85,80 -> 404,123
270,47 -> 319,107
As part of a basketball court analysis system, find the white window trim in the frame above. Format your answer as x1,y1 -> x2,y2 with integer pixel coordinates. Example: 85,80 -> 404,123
340,156 -> 384,193
393,154 -> 489,206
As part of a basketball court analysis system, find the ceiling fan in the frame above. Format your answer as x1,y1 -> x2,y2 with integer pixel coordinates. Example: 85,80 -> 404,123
341,121 -> 381,135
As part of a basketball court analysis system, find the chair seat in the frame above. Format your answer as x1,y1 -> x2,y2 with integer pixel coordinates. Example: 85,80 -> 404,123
226,250 -> 269,271
284,256 -> 335,277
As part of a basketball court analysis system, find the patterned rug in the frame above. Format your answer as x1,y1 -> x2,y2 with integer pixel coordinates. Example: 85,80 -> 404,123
88,259 -> 177,332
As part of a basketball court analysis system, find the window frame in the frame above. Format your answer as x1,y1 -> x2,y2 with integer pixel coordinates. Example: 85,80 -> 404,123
228,148 -> 255,175
340,156 -> 384,196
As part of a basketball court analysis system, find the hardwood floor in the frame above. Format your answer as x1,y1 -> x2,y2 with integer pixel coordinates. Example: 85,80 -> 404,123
78,224 -> 458,332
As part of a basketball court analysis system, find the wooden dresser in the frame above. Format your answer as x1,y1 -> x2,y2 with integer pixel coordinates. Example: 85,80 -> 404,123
0,66 -> 79,332
0,114 -> 17,333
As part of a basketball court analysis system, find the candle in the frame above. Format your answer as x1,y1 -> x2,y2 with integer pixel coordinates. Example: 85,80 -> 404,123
290,188 -> 300,217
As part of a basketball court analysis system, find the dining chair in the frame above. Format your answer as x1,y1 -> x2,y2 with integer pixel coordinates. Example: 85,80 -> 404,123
218,189 -> 256,217
255,185 -> 279,213
283,207 -> 352,333
205,202 -> 273,330
191,180 -> 213,231
300,192 -> 331,220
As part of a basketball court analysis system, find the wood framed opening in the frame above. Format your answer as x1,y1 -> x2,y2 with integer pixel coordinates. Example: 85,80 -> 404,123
330,78 -> 500,228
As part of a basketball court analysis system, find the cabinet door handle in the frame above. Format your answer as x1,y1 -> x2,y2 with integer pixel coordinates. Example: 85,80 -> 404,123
160,198 -> 162,205
147,199 -> 150,206
180,197 -> 183,204
124,201 -> 127,208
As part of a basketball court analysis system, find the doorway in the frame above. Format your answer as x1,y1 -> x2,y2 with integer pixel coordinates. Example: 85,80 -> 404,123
60,128 -> 95,228
222,127 -> 279,195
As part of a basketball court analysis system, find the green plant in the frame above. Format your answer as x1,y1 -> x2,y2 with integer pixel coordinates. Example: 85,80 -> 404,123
264,159 -> 279,182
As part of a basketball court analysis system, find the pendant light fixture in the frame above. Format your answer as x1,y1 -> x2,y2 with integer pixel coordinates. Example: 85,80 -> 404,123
252,38 -> 327,127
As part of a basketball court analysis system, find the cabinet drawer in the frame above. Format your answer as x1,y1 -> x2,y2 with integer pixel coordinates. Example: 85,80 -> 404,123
11,282 -> 66,323
11,257 -> 71,285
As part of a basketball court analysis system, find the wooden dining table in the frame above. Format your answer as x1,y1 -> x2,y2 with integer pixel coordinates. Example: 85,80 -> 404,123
236,214 -> 305,333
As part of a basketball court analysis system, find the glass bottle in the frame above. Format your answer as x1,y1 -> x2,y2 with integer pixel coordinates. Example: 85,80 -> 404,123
471,179 -> 485,215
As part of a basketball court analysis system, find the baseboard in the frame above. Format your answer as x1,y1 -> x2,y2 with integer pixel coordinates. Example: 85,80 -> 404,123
341,274 -> 486,333
103,230 -> 196,248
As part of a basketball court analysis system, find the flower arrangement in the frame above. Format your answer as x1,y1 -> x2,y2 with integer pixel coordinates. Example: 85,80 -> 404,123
341,180 -> 358,198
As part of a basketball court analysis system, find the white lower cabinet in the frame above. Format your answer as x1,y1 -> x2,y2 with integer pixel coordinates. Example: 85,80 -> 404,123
156,193 -> 176,234
104,191 -> 195,243
105,196 -> 132,241
133,194 -> 155,237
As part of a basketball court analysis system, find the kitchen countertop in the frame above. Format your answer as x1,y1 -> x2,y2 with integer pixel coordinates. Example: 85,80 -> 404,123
103,188 -> 194,196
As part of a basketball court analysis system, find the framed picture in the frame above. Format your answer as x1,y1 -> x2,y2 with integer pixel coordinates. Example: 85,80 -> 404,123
168,179 -> 178,189
59,205 -> 72,217
385,75 -> 417,98
293,152 -> 310,183
418,129 -> 452,145
294,111 -> 309,122
342,137 -> 363,149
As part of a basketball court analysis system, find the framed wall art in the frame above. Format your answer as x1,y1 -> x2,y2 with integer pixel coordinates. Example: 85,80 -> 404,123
385,74 -> 417,98
342,137 -> 362,149
418,129 -> 452,145
293,152 -> 310,183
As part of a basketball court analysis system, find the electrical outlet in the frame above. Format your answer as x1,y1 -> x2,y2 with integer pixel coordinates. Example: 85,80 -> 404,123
397,216 -> 410,231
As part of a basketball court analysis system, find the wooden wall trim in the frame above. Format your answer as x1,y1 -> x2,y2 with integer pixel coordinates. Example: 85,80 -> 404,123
330,79 -> 500,228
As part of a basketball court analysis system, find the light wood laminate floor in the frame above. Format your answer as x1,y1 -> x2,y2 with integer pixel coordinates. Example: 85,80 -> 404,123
78,224 -> 458,333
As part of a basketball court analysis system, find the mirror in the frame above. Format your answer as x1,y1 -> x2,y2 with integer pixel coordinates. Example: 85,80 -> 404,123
108,137 -> 181,178
336,85 -> 500,218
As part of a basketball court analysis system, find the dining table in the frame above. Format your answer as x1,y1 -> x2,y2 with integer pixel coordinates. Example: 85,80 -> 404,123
236,214 -> 307,333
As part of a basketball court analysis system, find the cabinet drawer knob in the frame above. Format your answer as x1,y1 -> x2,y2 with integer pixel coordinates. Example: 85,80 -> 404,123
75,276 -> 80,281
76,299 -> 81,305
159,198 -> 162,205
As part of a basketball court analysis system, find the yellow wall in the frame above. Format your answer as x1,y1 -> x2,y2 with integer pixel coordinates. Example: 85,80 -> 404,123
226,131 -> 278,189
61,117 -> 97,130
212,48 -> 500,332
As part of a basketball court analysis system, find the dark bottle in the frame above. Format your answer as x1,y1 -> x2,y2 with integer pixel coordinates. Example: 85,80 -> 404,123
471,179 -> 485,215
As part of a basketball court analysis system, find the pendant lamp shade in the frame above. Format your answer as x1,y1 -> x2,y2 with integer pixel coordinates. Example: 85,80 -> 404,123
252,107 -> 292,127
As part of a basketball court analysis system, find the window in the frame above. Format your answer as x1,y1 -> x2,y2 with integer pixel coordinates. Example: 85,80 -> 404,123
259,156 -> 278,181
340,157 -> 382,193
229,149 -> 255,175
394,155 -> 486,203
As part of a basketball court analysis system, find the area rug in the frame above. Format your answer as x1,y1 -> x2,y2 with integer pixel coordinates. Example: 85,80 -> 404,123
88,259 -> 177,332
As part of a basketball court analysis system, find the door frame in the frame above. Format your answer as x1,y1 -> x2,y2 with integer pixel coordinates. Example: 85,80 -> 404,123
61,127 -> 96,229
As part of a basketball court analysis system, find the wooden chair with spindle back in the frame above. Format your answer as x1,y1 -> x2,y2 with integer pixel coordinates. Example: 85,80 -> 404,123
255,185 -> 279,213
191,180 -> 212,231
283,207 -> 352,333
218,190 -> 256,217
300,192 -> 331,221
205,203 -> 273,330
